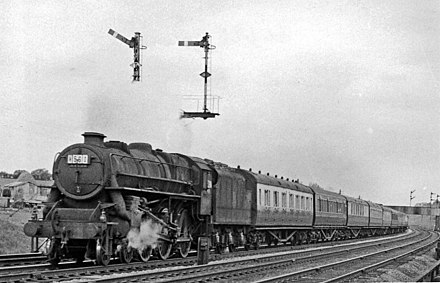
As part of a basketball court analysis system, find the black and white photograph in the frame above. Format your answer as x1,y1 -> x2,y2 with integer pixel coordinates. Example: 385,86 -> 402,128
0,1 -> 439,281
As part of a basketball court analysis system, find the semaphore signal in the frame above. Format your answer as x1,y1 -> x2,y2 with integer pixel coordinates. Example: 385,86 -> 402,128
179,33 -> 220,119
108,29 -> 147,82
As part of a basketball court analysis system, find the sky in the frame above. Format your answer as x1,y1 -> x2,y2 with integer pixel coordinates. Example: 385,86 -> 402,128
0,1 -> 439,206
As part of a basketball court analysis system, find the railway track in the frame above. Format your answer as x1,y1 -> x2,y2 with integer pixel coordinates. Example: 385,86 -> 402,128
0,253 -> 46,267
32,230 -> 423,282
256,229 -> 438,283
0,230 -> 426,282
88,229 -> 426,282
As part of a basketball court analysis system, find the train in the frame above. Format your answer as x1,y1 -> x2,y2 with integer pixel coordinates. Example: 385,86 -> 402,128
24,132 -> 408,265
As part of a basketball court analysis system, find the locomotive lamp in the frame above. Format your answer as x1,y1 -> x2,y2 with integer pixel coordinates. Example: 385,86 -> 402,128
99,211 -> 107,223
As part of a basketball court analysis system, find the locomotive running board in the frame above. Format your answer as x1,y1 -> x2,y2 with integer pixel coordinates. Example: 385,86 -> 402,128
106,187 -> 200,200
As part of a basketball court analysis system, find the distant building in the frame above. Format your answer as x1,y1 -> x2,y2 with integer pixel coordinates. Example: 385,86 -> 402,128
0,171 -> 53,207
388,204 -> 440,231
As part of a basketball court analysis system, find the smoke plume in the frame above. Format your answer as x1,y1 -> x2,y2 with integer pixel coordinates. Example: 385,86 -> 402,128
127,219 -> 161,250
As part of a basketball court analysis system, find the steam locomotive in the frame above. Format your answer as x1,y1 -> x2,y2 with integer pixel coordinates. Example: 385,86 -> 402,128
24,132 -> 408,265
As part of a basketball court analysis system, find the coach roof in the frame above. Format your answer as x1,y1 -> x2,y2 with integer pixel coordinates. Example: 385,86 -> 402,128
239,170 -> 313,194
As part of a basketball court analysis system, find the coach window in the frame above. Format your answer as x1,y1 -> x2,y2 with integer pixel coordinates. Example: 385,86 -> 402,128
259,189 -> 262,206
274,191 -> 279,207
301,196 -> 305,210
282,192 -> 287,208
295,195 -> 300,210
289,194 -> 294,209
264,190 -> 269,207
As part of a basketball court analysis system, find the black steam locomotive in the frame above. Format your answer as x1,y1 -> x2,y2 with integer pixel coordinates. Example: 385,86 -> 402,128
24,132 -> 407,265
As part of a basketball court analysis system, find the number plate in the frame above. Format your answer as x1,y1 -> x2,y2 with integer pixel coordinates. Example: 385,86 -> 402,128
67,154 -> 90,164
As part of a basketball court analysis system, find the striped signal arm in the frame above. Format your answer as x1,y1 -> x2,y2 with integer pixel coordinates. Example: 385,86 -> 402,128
178,41 -> 202,47
108,29 -> 134,48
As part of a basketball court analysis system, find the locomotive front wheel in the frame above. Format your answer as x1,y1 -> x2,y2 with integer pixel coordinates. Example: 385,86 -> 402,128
137,246 -> 152,262
96,238 -> 111,266
119,245 -> 134,263
156,240 -> 172,260
47,238 -> 61,267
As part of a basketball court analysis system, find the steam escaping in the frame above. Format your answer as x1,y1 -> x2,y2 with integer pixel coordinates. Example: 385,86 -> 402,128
127,219 -> 161,250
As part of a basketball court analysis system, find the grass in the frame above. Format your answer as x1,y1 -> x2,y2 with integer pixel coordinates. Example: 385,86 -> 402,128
0,209 -> 34,254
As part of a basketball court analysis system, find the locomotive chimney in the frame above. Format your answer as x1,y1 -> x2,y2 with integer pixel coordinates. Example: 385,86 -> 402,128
82,132 -> 106,146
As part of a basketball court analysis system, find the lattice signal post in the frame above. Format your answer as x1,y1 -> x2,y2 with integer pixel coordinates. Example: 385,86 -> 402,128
108,29 -> 147,82
179,33 -> 220,119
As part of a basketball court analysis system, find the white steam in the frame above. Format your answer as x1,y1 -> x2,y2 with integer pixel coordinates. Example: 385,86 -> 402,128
127,219 -> 161,250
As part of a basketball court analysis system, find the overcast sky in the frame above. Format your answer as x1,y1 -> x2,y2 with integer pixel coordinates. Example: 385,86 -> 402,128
1,1 -> 439,205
